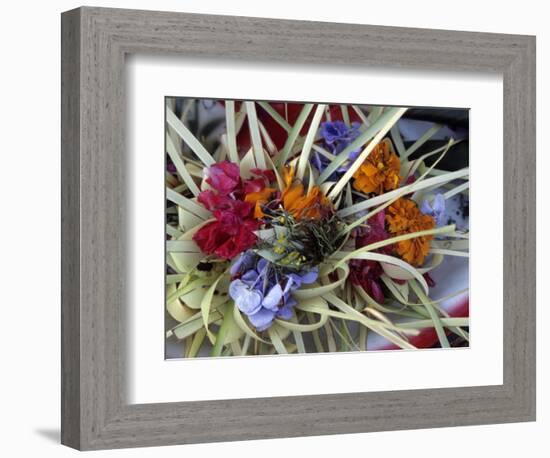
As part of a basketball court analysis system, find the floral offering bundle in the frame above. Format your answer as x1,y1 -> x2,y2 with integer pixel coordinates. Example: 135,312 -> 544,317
165,100 -> 470,357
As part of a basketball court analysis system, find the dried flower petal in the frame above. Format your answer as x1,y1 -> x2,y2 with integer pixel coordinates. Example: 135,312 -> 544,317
352,139 -> 401,195
204,161 -> 240,195
281,166 -> 332,220
386,198 -> 436,266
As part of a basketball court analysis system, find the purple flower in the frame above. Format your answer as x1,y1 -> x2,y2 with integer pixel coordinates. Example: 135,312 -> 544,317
262,283 -> 284,311
347,149 -> 361,162
228,280 -> 263,315
321,121 -> 350,146
420,194 -> 447,226
228,252 -> 319,331
286,269 -> 318,289
247,307 -> 277,330
312,121 -> 362,178
320,121 -> 361,154
230,251 -> 256,276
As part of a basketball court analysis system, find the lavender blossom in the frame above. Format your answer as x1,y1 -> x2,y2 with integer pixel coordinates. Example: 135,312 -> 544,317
312,121 -> 362,178
229,252 -> 318,331
420,194 -> 447,226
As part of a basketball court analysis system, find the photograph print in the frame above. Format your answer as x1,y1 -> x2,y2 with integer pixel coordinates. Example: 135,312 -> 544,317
165,99 -> 470,358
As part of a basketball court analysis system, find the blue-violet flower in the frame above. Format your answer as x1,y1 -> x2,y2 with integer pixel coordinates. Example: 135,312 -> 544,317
420,194 -> 447,226
229,251 -> 318,331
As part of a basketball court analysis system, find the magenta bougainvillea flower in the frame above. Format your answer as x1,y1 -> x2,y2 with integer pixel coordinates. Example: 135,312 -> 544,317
349,210 -> 392,304
193,162 -> 271,260
204,160 -> 241,195
193,217 -> 260,260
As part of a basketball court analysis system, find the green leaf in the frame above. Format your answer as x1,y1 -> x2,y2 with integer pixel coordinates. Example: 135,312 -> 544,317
254,248 -> 284,263
322,293 -> 416,349
276,104 -> 314,167
166,135 -> 200,196
351,105 -> 369,127
166,278 -> 208,304
359,326 -> 367,351
257,102 -> 291,132
324,321 -> 337,352
177,206 -> 204,233
340,105 -> 351,126
245,101 -> 266,169
292,264 -> 349,300
405,139 -> 461,178
367,106 -> 384,124
409,279 -> 450,348
166,108 -> 215,166
268,327 -> 288,354
307,312 -> 325,352
201,275 -> 225,343
187,328 -> 207,358
167,188 -> 211,220
225,101 -> 240,164
211,304 -> 235,357
289,315 -> 306,353
277,298 -> 329,332
403,124 -> 442,159
166,284 -> 195,323
166,273 -> 187,285
169,311 -> 222,341
398,318 -> 470,329
166,224 -> 183,238
166,240 -> 201,253
239,148 -> 257,179
390,124 -> 406,157
232,302 -> 270,344
169,252 -> 204,274
443,181 -> 470,199
241,334 -> 251,356
429,248 -> 469,258
297,104 -> 326,180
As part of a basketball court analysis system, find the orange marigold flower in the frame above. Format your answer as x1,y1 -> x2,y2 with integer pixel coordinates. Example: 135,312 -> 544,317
282,166 -> 331,220
352,139 -> 401,195
245,187 -> 276,218
386,198 -> 435,266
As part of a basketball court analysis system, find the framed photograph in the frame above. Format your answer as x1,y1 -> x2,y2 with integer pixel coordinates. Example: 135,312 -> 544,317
61,6 -> 536,450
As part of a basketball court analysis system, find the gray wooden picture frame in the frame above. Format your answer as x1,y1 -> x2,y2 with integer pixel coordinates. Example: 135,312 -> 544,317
61,6 -> 536,451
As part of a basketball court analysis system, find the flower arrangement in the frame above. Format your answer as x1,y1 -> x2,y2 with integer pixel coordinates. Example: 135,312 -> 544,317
166,100 -> 469,357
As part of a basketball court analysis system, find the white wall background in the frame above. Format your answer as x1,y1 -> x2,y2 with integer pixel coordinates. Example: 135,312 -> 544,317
0,1 -> 546,456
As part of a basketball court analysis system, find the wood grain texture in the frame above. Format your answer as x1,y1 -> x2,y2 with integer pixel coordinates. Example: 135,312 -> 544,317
60,7 -> 81,450
60,6 -> 536,450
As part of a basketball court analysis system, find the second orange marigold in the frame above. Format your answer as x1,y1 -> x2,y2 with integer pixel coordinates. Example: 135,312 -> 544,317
386,197 -> 435,266
352,139 -> 401,195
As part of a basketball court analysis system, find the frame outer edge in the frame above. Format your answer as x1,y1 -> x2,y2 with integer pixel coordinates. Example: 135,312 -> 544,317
519,34 -> 536,420
60,6 -> 537,450
501,34 -> 536,421
61,7 -> 82,450
528,36 -> 536,421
